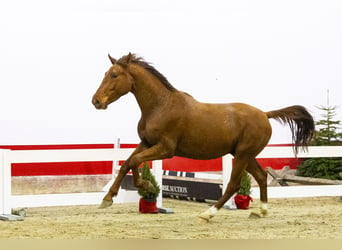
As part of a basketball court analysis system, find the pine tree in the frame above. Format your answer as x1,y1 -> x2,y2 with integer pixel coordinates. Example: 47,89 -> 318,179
237,171 -> 252,196
311,105 -> 342,146
137,162 -> 161,200
297,92 -> 342,180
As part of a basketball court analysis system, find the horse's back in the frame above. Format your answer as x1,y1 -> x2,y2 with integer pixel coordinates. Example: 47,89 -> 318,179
174,99 -> 271,159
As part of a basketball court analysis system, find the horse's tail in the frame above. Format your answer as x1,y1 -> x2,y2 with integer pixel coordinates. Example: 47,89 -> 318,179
266,105 -> 315,155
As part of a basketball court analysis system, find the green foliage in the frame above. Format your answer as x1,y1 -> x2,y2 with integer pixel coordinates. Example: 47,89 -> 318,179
297,157 -> 342,180
297,102 -> 342,180
137,162 -> 160,200
237,171 -> 252,196
311,105 -> 342,146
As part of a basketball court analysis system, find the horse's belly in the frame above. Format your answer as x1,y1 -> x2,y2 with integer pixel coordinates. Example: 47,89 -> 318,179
175,120 -> 237,159
175,137 -> 234,160
175,148 -> 230,160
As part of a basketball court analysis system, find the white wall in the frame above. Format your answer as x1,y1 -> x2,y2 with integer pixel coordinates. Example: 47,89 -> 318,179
0,0 -> 341,145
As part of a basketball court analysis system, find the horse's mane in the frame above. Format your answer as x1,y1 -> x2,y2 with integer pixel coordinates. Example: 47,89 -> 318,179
117,53 -> 178,92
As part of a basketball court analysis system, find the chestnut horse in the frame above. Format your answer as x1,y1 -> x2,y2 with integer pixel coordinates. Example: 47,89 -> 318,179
92,53 -> 314,220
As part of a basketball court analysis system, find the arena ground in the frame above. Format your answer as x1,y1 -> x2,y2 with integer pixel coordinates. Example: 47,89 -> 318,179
0,196 -> 341,239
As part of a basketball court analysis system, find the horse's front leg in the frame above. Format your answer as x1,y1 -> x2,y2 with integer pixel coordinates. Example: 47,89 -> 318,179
99,142 -> 174,209
129,143 -> 174,191
99,143 -> 147,209
98,162 -> 130,208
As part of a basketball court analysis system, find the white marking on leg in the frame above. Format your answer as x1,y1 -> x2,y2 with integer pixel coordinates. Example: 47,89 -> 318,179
198,206 -> 218,221
260,202 -> 268,216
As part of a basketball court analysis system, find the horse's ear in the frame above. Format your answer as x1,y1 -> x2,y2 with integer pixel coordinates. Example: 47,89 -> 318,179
108,54 -> 117,64
126,52 -> 133,64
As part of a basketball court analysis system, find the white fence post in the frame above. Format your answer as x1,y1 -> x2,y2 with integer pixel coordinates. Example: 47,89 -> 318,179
222,154 -> 235,208
0,149 -> 12,215
102,139 -> 121,192
113,138 -> 120,179
152,160 -> 163,208
222,154 -> 233,192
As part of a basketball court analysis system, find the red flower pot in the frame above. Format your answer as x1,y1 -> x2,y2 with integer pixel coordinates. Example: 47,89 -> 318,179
139,198 -> 159,213
234,195 -> 253,209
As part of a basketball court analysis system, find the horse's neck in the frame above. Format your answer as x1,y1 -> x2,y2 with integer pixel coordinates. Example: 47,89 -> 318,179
130,67 -> 175,115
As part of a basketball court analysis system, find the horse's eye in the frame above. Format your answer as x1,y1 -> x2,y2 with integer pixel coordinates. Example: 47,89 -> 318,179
111,74 -> 117,79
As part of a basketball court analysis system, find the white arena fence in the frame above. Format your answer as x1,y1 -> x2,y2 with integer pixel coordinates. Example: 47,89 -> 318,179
1,146 -> 342,216
223,146 -> 342,200
0,148 -> 162,215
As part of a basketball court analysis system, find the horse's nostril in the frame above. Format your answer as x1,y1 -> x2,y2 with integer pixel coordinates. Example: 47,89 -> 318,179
92,97 -> 107,109
92,97 -> 100,107
92,97 -> 99,105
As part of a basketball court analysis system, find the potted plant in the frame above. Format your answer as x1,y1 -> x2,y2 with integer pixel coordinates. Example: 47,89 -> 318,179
138,162 -> 161,213
234,170 -> 253,209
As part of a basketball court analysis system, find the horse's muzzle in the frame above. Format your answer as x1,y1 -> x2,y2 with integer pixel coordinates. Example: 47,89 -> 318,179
92,97 -> 107,109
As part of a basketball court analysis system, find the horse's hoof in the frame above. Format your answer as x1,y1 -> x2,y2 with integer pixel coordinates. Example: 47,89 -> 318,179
146,181 -> 155,193
261,209 -> 268,216
198,214 -> 211,222
98,199 -> 113,209
11,208 -> 27,217
248,211 -> 262,219
198,216 -> 210,223
197,206 -> 217,222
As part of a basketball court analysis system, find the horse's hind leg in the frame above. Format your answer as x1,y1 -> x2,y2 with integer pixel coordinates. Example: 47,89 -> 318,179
246,158 -> 268,217
198,157 -> 247,221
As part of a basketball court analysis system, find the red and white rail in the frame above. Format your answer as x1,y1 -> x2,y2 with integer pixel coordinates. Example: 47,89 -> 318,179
0,148 -> 162,215
223,146 -> 342,200
1,146 -> 342,217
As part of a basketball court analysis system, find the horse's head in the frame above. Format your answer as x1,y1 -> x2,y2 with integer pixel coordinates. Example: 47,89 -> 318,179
92,54 -> 134,109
